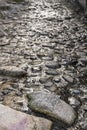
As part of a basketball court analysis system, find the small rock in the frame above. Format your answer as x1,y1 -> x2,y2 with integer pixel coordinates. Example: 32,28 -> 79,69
68,97 -> 81,108
62,75 -> 74,83
42,43 -> 56,49
39,77 -> 48,84
30,54 -> 37,60
53,77 -> 61,83
48,86 -> 57,92
44,81 -> 53,88
69,89 -> 81,95
45,61 -> 61,69
80,58 -> 87,65
0,104 -> 52,130
80,95 -> 87,102
28,91 -> 77,126
31,66 -> 42,73
46,70 -> 58,75
0,66 -> 27,77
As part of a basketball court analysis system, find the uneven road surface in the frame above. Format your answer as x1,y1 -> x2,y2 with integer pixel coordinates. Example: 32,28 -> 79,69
0,0 -> 87,130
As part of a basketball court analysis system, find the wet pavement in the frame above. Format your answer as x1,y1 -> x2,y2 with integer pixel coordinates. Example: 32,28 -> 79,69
0,0 -> 87,129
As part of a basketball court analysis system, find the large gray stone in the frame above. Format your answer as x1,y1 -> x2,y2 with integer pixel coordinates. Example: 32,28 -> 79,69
0,104 -> 52,130
28,91 -> 77,126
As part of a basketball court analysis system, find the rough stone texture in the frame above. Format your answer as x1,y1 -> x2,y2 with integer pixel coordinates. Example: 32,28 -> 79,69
0,104 -> 52,130
0,0 -> 87,129
0,66 -> 27,77
28,91 -> 77,126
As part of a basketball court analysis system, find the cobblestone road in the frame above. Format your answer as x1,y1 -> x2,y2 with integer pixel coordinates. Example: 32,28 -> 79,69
0,0 -> 87,129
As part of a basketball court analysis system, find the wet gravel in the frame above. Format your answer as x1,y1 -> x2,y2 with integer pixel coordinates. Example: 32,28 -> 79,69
0,0 -> 87,129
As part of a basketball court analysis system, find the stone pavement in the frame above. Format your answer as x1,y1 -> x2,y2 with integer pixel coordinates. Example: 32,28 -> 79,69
0,0 -> 87,129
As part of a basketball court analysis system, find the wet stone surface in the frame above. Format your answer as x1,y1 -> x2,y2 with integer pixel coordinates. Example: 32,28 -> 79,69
0,0 -> 87,129
28,91 -> 77,126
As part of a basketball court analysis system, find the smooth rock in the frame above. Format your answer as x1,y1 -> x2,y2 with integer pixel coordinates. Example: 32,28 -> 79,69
62,75 -> 74,83
28,91 -> 77,126
46,70 -> 58,75
0,66 -> 27,77
39,77 -> 48,84
44,81 -> 53,88
0,104 -> 52,130
45,61 -> 61,69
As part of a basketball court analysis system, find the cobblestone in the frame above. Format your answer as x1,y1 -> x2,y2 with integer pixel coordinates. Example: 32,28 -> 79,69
0,0 -> 87,129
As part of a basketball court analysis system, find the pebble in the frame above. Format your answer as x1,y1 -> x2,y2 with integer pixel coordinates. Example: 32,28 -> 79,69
39,77 -> 49,84
53,77 -> 61,83
0,66 -> 27,77
45,61 -> 61,69
31,66 -> 42,73
69,89 -> 81,95
68,97 -> 81,108
44,81 -> 53,88
80,95 -> 87,102
46,70 -> 58,75
62,75 -> 74,83
42,43 -> 56,49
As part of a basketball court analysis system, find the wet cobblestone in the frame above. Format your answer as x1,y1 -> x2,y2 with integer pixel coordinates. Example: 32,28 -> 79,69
0,0 -> 87,129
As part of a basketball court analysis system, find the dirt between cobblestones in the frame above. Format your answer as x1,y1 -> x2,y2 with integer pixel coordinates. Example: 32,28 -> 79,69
0,0 -> 87,130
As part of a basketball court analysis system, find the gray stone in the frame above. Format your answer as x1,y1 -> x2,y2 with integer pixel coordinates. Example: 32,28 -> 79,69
69,89 -> 81,96
42,43 -> 56,49
53,77 -> 61,83
46,70 -> 58,75
0,66 -> 27,77
39,77 -> 49,84
31,66 -> 42,73
68,97 -> 81,108
44,81 -> 53,88
0,104 -> 52,130
45,61 -> 61,69
62,75 -> 74,83
28,91 -> 77,126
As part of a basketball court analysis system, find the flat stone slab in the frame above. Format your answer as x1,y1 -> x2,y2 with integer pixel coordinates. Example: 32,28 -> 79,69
0,104 -> 52,130
0,66 -> 27,77
28,91 -> 77,126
